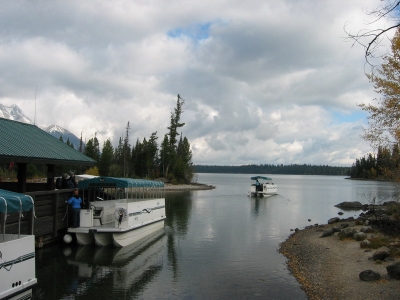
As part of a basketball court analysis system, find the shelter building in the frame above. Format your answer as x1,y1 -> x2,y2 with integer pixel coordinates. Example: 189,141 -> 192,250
0,118 -> 95,193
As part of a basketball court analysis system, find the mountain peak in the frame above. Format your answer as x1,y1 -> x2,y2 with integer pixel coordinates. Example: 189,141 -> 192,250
0,104 -> 32,124
0,105 -> 82,149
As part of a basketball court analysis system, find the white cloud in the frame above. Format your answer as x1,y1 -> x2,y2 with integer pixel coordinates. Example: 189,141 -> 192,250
0,0 -> 387,166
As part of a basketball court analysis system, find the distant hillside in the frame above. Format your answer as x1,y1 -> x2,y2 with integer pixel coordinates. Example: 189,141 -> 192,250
0,104 -> 82,150
193,164 -> 351,176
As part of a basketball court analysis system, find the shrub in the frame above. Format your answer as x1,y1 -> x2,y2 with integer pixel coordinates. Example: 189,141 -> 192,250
386,203 -> 400,220
367,237 -> 390,249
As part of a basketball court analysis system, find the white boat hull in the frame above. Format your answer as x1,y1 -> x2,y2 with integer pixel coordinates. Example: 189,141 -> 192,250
76,231 -> 95,246
94,232 -> 113,246
68,198 -> 166,247
249,183 -> 277,197
0,235 -> 37,300
113,220 -> 165,247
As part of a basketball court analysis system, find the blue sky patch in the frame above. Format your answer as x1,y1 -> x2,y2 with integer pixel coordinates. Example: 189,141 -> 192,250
332,111 -> 368,124
168,22 -> 212,40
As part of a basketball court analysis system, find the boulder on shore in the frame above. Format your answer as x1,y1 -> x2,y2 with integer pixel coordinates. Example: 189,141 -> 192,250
321,228 -> 335,237
353,232 -> 367,241
338,227 -> 357,239
372,247 -> 391,261
386,262 -> 400,279
328,217 -> 340,224
360,226 -> 373,233
335,201 -> 363,209
359,270 -> 381,281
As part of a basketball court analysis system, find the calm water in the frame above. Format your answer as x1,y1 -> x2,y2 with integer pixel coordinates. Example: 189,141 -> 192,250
34,174 -> 398,299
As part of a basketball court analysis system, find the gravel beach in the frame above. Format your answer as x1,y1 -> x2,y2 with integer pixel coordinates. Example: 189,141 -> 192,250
164,183 -> 215,191
279,222 -> 400,300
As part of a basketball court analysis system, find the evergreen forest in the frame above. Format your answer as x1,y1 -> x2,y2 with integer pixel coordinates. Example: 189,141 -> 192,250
194,164 -> 350,176
349,145 -> 400,180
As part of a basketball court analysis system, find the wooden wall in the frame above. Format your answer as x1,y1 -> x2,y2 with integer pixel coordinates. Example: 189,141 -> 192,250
1,189 -> 76,247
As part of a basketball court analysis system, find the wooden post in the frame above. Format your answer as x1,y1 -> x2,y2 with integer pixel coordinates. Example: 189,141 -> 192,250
17,163 -> 27,193
52,192 -> 59,237
27,195 -> 34,235
46,164 -> 56,190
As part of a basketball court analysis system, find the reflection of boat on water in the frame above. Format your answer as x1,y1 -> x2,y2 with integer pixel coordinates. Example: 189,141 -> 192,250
248,176 -> 278,197
67,177 -> 166,247
63,228 -> 166,298
0,189 -> 37,300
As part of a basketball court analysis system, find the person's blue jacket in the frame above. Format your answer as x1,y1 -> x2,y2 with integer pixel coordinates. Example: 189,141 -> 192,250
67,196 -> 82,209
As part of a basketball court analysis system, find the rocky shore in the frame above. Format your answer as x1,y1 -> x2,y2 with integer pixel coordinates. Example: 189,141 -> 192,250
164,182 -> 215,191
280,204 -> 400,300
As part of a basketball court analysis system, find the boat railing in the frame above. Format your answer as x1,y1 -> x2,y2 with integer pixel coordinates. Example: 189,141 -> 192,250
83,186 -> 165,204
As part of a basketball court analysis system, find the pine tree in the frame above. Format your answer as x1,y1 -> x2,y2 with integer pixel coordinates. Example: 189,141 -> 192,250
79,132 -> 83,153
99,139 -> 114,176
165,94 -> 185,178
123,122 -> 131,177
84,134 -> 100,165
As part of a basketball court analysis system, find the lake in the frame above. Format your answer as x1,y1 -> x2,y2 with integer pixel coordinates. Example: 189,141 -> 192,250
34,174 -> 398,299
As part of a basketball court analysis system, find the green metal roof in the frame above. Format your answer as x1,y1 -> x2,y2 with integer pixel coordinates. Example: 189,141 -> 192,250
0,118 -> 95,165
0,188 -> 34,213
78,176 -> 164,189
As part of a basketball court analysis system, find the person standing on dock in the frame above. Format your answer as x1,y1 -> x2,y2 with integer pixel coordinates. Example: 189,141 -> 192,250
67,189 -> 82,228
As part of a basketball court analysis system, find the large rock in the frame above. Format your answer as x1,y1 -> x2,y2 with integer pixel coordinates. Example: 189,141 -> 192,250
335,201 -> 363,209
338,227 -> 357,239
372,247 -> 391,261
386,262 -> 400,279
359,269 -> 381,281
321,228 -> 335,237
360,239 -> 372,248
360,226 -> 373,233
328,217 -> 340,224
353,232 -> 367,241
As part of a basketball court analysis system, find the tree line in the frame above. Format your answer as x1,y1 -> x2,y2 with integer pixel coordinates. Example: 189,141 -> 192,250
349,145 -> 400,180
194,164 -> 350,176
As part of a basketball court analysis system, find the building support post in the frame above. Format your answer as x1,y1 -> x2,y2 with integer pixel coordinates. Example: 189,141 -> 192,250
46,164 -> 56,190
17,163 -> 27,193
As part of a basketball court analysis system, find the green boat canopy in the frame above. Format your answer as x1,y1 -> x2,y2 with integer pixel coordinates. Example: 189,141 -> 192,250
0,189 -> 34,213
78,177 -> 165,189
251,176 -> 272,181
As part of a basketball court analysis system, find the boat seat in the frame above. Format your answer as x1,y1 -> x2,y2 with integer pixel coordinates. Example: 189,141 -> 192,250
93,207 -> 104,225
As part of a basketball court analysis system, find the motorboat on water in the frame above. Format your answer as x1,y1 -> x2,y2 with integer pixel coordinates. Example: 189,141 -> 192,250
0,189 -> 37,300
248,176 -> 277,197
66,177 -> 166,247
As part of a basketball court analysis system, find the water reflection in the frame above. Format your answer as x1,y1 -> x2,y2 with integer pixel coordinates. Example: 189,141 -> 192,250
35,229 -> 166,299
165,191 -> 193,235
165,191 -> 193,280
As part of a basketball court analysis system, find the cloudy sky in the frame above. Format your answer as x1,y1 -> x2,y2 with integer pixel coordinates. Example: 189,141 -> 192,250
0,0 -> 394,166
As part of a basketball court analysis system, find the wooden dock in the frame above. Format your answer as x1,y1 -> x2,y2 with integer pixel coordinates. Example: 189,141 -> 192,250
1,183 -> 75,247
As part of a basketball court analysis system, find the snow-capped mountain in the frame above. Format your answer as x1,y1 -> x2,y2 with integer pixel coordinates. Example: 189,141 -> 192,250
0,104 -> 32,124
0,104 -> 81,150
40,125 -> 82,150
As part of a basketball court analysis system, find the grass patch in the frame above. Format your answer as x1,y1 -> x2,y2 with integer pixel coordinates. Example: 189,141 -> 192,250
355,219 -> 364,225
367,237 -> 391,249
386,202 -> 400,221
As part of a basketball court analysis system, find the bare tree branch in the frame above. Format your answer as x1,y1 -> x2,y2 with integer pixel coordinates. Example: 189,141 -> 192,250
345,1 -> 400,66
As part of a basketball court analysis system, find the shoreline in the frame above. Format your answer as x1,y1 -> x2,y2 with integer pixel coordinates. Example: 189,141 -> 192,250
279,221 -> 400,299
164,182 -> 215,191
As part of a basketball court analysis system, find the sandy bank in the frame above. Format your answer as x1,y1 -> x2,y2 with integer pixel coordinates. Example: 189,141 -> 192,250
164,183 -> 215,191
279,222 -> 400,300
